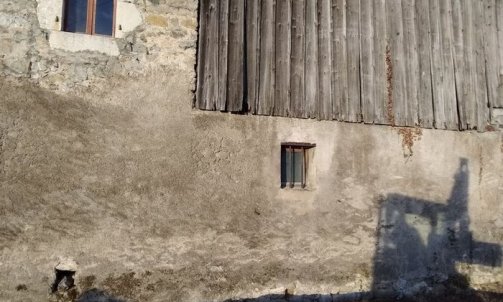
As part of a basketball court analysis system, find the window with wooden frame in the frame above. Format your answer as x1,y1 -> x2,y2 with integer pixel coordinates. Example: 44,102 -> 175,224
63,0 -> 116,36
281,143 -> 315,189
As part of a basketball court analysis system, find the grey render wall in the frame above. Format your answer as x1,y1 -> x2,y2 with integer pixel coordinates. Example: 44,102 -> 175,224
0,1 -> 502,302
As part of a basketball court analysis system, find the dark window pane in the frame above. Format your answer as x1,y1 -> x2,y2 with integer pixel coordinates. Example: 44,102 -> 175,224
292,150 -> 303,184
286,150 -> 293,184
64,0 -> 88,33
95,0 -> 114,36
281,148 -> 287,186
281,148 -> 294,186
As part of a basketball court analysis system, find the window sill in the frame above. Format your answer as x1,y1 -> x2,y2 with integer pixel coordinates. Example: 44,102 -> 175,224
280,186 -> 314,192
277,185 -> 316,205
49,30 -> 120,56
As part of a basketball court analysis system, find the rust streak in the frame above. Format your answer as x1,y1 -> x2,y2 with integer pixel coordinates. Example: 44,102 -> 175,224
385,45 -> 395,126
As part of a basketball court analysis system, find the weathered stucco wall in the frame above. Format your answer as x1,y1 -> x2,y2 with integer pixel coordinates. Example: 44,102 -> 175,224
0,1 -> 502,301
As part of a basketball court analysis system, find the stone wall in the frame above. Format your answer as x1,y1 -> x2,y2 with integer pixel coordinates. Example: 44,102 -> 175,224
0,1 -> 502,301
1,0 -> 197,90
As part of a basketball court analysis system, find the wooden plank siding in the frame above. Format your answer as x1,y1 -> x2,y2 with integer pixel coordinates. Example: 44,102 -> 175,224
257,0 -> 275,115
290,0 -> 306,118
386,0 -> 406,126
274,0 -> 291,116
201,0 -> 219,111
415,0 -> 434,128
333,0 -> 348,121
217,0 -> 229,111
484,0 -> 500,112
360,0 -> 375,124
473,0 -> 491,130
372,0 -> 388,125
245,0 -> 259,114
452,0 -> 468,130
305,0 -> 318,118
318,0 -> 333,120
497,0 -> 503,108
226,0 -> 245,112
195,0 -> 208,109
195,0 -> 501,131
346,0 -> 361,123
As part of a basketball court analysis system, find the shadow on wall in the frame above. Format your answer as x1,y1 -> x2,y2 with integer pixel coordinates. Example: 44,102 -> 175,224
76,289 -> 126,302
68,159 -> 501,301
223,159 -> 503,302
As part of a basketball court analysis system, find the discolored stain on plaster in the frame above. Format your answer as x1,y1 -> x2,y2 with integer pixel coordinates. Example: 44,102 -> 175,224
397,127 -> 423,156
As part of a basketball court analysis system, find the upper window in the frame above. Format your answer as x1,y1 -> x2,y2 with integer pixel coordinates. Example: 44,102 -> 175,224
281,143 -> 315,189
63,0 -> 116,36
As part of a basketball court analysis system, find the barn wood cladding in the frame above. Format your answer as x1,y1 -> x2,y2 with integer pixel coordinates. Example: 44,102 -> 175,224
195,0 -> 503,132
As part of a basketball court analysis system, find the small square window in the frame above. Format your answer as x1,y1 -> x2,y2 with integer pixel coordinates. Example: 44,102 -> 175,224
281,143 -> 315,188
63,0 -> 116,36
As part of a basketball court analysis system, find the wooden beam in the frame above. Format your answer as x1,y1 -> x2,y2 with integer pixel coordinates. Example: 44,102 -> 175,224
360,0 -> 375,124
473,0 -> 490,130
217,0 -> 229,111
318,0 -> 332,120
195,0 -> 209,109
245,0 -> 260,114
227,0 -> 245,112
305,0 -> 318,118
386,0 -> 406,126
402,0 -> 419,126
334,0 -> 348,121
483,0 -> 500,112
346,0 -> 361,122
372,0 -> 388,125
257,0 -> 276,115
290,0 -> 306,118
202,0 -> 219,110
274,0 -> 291,116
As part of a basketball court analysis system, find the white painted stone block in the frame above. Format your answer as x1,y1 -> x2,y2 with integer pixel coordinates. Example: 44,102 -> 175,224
49,31 -> 120,56
115,0 -> 143,39
36,0 -> 63,30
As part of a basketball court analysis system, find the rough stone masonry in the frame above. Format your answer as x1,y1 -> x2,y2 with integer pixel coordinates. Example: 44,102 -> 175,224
0,0 -> 502,301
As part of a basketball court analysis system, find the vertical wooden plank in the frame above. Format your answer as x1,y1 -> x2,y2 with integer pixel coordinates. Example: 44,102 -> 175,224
330,0 -> 338,120
497,0 -> 503,108
334,0 -> 348,121
274,0 -> 291,117
227,0 -> 245,112
246,0 -> 260,114
452,0 -> 467,130
473,0 -> 490,130
202,0 -> 219,111
258,0 -> 275,115
461,0 -> 477,129
402,0 -> 419,126
483,0 -> 499,113
346,0 -> 361,122
318,0 -> 333,120
305,0 -> 318,118
291,0 -> 306,118
386,0 -> 407,126
360,0 -> 374,124
439,0 -> 458,130
429,0 -> 446,129
196,0 -> 209,109
372,0 -> 388,125
217,0 -> 229,111
415,0 -> 434,128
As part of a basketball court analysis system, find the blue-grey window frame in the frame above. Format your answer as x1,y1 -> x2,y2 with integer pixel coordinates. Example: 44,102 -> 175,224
281,142 -> 315,189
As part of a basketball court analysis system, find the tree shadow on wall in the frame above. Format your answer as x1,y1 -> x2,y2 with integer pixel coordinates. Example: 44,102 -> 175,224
224,159 -> 503,302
